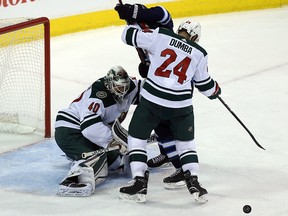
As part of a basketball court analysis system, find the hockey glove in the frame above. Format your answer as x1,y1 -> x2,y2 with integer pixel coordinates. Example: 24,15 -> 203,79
114,4 -> 146,24
138,62 -> 150,78
208,81 -> 221,100
114,3 -> 135,23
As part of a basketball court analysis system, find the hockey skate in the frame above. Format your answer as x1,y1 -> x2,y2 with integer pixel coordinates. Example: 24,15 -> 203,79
147,154 -> 170,168
163,168 -> 186,189
119,170 -> 149,203
58,176 -> 94,197
183,170 -> 208,203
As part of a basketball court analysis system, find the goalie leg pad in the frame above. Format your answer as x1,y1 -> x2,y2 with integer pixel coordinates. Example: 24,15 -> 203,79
111,119 -> 129,154
112,119 -> 128,147
80,151 -> 108,186
57,153 -> 108,197
57,162 -> 95,197
94,161 -> 108,186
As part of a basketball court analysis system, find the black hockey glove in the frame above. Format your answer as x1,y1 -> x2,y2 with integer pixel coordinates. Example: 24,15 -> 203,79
114,3 -> 146,24
114,3 -> 135,23
208,81 -> 221,100
138,62 -> 150,78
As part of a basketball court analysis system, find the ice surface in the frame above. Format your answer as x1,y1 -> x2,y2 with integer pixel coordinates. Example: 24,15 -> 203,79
0,7 -> 288,216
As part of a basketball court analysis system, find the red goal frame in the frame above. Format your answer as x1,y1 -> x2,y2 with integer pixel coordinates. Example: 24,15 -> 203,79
0,17 -> 51,137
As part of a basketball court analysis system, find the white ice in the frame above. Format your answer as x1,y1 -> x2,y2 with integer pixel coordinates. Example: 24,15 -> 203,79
0,7 -> 288,216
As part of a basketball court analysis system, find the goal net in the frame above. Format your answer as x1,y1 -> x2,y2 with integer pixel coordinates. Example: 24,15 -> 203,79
0,17 -> 51,138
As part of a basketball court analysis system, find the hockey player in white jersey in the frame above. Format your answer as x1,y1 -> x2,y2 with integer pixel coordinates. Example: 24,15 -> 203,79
117,20 -> 221,203
115,3 -> 203,190
147,20 -> 203,189
54,66 -> 141,197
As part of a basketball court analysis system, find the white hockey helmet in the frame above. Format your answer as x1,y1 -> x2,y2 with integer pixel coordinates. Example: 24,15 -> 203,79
104,66 -> 130,101
177,19 -> 201,43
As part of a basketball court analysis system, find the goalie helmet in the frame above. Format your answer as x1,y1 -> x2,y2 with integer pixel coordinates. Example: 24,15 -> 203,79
177,19 -> 201,43
104,66 -> 130,101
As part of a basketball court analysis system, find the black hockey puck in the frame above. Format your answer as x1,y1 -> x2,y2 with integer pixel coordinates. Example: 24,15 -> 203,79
243,205 -> 252,214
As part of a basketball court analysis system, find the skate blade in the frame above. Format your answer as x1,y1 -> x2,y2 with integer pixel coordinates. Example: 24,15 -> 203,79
118,192 -> 146,203
164,181 -> 186,190
148,162 -> 172,170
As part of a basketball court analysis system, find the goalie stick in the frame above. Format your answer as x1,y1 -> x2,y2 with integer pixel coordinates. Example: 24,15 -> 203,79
82,145 -> 119,159
82,119 -> 157,158
82,135 -> 157,158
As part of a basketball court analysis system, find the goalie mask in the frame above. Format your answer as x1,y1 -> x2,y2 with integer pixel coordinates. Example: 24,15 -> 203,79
104,66 -> 130,101
177,19 -> 201,43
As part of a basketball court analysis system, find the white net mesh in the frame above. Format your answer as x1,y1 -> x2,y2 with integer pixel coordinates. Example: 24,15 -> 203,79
0,18 -> 48,135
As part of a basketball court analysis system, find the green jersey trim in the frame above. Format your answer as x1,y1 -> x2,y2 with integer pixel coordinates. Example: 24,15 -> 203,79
144,78 -> 192,101
56,111 -> 80,126
80,114 -> 102,131
125,27 -> 139,47
158,27 -> 207,56
194,77 -> 215,91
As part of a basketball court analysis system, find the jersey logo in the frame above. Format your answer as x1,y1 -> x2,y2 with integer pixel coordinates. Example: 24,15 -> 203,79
96,91 -> 107,98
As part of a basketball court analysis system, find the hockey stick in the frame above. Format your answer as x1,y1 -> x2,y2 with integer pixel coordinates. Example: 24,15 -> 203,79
218,95 -> 265,150
82,118 -> 158,159
81,134 -> 157,159
82,145 -> 119,159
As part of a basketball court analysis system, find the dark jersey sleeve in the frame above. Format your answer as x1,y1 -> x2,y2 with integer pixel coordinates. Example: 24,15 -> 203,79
137,6 -> 174,30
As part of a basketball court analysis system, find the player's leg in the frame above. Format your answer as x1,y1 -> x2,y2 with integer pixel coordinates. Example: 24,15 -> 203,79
149,121 -> 185,189
119,98 -> 160,202
147,122 -> 171,168
170,108 -> 208,202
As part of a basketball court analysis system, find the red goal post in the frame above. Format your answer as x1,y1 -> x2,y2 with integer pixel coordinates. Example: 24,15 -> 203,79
0,17 -> 51,138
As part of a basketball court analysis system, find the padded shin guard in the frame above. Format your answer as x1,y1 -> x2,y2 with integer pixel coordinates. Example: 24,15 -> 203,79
112,118 -> 128,146
57,152 -> 108,196
80,152 -> 108,186
57,161 -> 95,197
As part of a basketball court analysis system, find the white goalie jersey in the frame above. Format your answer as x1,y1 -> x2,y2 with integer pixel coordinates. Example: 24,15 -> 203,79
55,76 -> 140,149
121,25 -> 218,108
